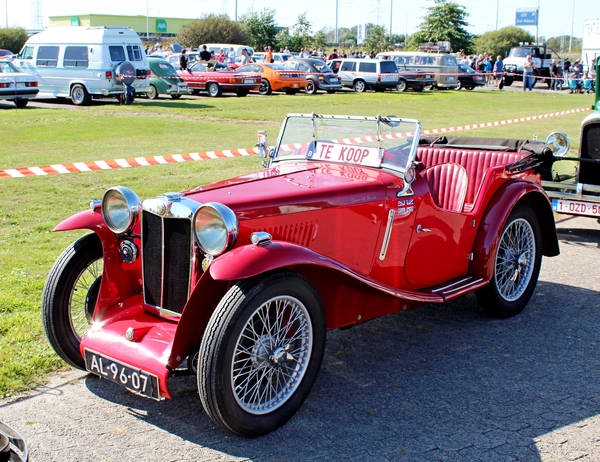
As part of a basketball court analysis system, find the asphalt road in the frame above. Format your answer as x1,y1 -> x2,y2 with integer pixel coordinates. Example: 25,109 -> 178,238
1,215 -> 599,462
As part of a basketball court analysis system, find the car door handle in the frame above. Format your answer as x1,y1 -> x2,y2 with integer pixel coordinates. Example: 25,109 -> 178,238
416,224 -> 431,233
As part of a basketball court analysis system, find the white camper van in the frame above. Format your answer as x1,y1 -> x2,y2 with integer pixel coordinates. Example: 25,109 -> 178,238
16,26 -> 150,105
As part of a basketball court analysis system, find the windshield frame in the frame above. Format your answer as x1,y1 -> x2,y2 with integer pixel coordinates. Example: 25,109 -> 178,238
269,113 -> 422,177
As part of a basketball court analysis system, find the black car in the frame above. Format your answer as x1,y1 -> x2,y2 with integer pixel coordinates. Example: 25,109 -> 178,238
282,58 -> 342,94
456,63 -> 486,90
395,63 -> 437,92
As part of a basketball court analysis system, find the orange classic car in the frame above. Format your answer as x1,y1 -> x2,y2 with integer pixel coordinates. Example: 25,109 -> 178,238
236,63 -> 308,95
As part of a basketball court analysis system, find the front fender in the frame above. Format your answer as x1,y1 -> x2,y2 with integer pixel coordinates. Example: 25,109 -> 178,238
209,241 -> 326,281
470,180 -> 559,280
53,208 -> 143,319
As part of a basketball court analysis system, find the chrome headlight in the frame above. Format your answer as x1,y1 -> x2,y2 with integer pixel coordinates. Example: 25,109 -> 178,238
101,186 -> 142,234
545,131 -> 571,157
193,202 -> 238,256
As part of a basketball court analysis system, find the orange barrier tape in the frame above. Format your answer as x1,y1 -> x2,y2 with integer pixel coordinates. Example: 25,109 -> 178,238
0,107 -> 591,179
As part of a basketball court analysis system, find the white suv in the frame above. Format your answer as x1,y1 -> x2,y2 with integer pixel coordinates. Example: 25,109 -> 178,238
328,58 -> 399,92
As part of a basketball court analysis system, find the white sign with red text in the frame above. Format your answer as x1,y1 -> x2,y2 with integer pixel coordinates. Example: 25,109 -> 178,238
307,142 -> 382,167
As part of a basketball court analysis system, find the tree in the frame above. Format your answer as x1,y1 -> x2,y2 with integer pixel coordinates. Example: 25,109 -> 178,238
240,8 -> 279,50
312,29 -> 328,50
176,14 -> 247,48
546,35 -> 582,54
407,0 -> 472,53
363,25 -> 391,54
0,27 -> 28,53
473,26 -> 534,58
276,13 -> 314,52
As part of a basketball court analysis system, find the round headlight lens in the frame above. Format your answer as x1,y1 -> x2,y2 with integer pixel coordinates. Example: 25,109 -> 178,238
193,203 -> 238,256
101,186 -> 141,234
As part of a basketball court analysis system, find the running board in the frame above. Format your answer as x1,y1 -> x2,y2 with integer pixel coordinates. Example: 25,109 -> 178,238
421,276 -> 489,302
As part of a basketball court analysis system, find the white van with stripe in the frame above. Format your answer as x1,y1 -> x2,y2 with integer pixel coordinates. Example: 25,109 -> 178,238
16,26 -> 150,105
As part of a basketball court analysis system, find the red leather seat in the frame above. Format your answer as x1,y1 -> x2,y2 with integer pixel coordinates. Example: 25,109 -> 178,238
422,163 -> 468,212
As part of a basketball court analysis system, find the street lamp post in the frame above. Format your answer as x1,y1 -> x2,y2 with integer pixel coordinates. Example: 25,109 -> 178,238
335,0 -> 338,44
146,0 -> 149,40
389,0 -> 393,39
405,8 -> 421,39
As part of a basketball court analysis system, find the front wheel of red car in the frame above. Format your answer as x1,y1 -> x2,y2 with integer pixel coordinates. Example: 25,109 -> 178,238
42,233 -> 104,369
197,272 -> 326,437
476,204 -> 542,318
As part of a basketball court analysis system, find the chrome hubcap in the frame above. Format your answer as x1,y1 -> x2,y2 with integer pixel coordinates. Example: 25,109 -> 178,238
495,218 -> 535,302
231,295 -> 312,415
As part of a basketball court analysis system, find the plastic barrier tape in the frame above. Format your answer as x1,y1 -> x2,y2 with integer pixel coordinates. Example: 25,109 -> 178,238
0,107 -> 591,179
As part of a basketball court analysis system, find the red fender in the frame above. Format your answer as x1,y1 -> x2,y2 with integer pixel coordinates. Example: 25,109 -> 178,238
470,180 -> 559,281
52,208 -> 143,319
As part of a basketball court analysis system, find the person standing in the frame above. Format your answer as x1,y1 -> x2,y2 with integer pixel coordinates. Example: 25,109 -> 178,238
550,59 -> 559,91
179,49 -> 189,72
228,47 -> 236,65
199,45 -> 211,62
265,46 -> 274,64
523,55 -> 535,91
494,55 -> 504,88
240,48 -> 251,65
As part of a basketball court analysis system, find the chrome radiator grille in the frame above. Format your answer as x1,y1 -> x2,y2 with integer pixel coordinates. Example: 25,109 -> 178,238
142,210 -> 193,314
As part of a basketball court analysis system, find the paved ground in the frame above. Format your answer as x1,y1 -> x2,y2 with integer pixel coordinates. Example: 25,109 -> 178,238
1,215 -> 599,461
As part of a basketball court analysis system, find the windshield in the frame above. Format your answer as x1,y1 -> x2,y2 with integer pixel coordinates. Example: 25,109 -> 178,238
271,114 -> 421,173
509,48 -> 530,58
312,62 -> 333,73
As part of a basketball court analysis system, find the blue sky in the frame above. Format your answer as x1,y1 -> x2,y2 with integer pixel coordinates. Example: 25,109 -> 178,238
5,0 -> 599,40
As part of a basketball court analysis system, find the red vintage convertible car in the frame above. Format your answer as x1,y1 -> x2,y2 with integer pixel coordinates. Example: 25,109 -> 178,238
177,61 -> 261,97
43,113 -> 562,437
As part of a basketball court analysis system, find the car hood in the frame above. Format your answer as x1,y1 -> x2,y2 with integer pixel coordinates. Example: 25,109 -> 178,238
182,162 -> 398,220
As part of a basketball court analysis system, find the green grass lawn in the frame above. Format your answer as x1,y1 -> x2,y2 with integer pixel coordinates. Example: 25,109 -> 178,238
0,88 -> 594,397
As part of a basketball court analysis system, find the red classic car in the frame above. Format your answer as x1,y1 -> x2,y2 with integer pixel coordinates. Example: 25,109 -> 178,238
177,61 -> 261,97
43,113 -> 561,437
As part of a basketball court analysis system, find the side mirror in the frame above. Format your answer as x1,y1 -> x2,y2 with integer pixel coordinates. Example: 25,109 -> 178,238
256,131 -> 269,167
545,131 -> 570,157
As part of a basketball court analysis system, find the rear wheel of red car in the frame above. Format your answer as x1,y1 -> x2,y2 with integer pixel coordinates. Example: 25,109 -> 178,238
42,233 -> 104,369
71,84 -> 91,106
305,80 -> 318,94
198,272 -> 326,437
353,79 -> 367,92
207,82 -> 222,97
259,79 -> 272,95
476,204 -> 542,318
147,84 -> 159,99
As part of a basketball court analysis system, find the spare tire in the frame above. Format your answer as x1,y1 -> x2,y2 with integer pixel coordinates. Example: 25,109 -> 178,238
115,61 -> 136,86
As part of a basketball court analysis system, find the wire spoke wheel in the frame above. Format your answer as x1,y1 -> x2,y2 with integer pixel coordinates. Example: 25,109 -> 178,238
476,204 -> 542,318
69,257 -> 103,339
231,295 -> 312,414
42,233 -> 103,369
198,272 -> 326,436
495,218 -> 535,302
